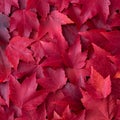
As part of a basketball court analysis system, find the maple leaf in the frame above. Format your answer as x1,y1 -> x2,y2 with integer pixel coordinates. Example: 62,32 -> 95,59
6,36 -> 34,69
0,0 -> 18,15
80,0 -> 111,24
39,10 -> 73,38
38,10 -> 73,50
62,83 -> 83,113
27,0 -> 50,18
64,38 -> 88,87
9,74 -> 48,114
87,67 -> 111,98
81,90 -> 116,120
9,74 -> 37,107
0,13 -> 10,45
40,40 -> 63,68
38,10 -> 73,51
86,44 -> 117,77
10,10 -> 39,37
38,68 -> 67,92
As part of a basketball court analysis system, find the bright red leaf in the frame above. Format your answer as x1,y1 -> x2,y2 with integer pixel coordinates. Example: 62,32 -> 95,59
38,68 -> 67,92
81,89 -> 116,120
10,10 -> 39,37
86,44 -> 117,77
38,10 -> 73,50
9,73 -> 48,114
6,36 -> 34,69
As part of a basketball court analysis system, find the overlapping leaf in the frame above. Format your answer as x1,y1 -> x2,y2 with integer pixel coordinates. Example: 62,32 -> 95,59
6,36 -> 34,69
10,10 -> 39,37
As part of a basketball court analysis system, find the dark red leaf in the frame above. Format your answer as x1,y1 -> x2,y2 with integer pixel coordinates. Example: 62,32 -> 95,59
87,67 -> 111,98
86,44 -> 117,77
81,89 -> 116,120
38,68 -> 67,92
80,0 -> 111,24
0,13 -> 10,45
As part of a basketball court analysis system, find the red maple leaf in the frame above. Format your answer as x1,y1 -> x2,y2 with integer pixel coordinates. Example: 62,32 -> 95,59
87,67 -> 111,98
10,10 -> 39,37
81,89 -> 116,120
6,36 -> 34,69
9,74 -> 48,117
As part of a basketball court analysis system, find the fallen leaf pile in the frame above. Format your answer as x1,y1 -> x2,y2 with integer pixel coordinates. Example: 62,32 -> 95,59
0,0 -> 120,120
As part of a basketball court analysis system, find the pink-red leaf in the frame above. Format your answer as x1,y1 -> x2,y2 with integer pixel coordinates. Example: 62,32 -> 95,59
86,44 -> 116,77
38,10 -> 73,39
10,10 -> 39,37
6,36 -> 34,69
88,67 -> 111,98
9,73 -> 37,107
